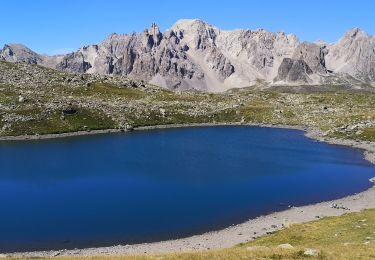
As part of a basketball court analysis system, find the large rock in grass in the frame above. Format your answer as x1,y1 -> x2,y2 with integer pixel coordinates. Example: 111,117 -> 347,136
62,106 -> 77,115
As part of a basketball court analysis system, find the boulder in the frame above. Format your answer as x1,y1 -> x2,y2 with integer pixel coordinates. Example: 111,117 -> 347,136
277,243 -> 294,250
126,124 -> 134,132
304,248 -> 318,256
62,106 -> 77,115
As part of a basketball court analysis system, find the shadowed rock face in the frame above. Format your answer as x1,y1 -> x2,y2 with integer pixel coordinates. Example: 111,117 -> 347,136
275,58 -> 313,83
292,42 -> 327,74
58,52 -> 92,73
1,20 -> 374,91
55,30 -> 205,90
205,48 -> 235,80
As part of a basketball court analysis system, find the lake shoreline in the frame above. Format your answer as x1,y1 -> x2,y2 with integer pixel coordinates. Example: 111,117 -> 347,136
0,122 -> 306,142
5,122 -> 375,257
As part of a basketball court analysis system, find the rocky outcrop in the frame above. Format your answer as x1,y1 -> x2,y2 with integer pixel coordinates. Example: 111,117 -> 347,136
274,42 -> 328,83
168,19 -> 299,90
275,58 -> 313,83
54,26 -> 205,90
326,28 -> 375,82
205,48 -> 235,80
0,44 -> 64,68
1,20 -> 374,91
0,44 -> 42,64
58,51 -> 92,73
292,42 -> 327,74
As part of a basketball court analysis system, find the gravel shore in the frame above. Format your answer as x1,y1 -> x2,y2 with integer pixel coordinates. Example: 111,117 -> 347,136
0,122 -> 298,141
0,129 -> 123,141
4,123 -> 375,258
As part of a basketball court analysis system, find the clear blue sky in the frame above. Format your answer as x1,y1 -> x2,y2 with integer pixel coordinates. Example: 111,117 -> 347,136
1,0 -> 374,55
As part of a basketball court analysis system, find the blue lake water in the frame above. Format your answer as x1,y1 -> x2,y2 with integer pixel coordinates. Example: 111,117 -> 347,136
0,126 -> 374,252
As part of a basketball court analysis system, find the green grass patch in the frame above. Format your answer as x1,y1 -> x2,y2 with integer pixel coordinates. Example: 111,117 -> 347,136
240,104 -> 273,123
0,60 -> 17,69
354,127 -> 375,142
3,108 -> 115,136
0,86 -> 19,105
239,209 -> 375,259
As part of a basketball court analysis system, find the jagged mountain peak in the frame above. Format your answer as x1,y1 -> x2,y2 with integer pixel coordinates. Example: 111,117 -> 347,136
343,27 -> 369,39
172,19 -> 213,30
335,28 -> 372,49
1,20 -> 374,91
3,43 -> 32,51
325,27 -> 374,82
1,43 -> 41,64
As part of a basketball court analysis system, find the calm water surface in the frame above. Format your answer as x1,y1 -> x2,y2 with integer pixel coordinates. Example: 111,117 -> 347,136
0,126 -> 374,252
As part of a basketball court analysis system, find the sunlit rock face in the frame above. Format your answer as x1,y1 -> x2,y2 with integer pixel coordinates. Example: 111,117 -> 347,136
1,20 -> 374,91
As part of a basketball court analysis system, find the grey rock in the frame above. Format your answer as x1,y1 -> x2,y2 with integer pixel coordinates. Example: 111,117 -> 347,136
125,125 -> 134,132
18,96 -> 25,103
0,44 -> 65,68
326,28 -> 375,82
1,44 -> 42,64
62,106 -> 77,115
1,21 -> 374,91
277,243 -> 294,250
292,42 -> 328,74
57,51 -> 92,73
205,48 -> 235,80
304,248 -> 318,256
275,58 -> 313,83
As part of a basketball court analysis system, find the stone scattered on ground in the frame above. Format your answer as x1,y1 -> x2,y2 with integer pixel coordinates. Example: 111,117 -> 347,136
277,243 -> 295,250
304,248 -> 319,256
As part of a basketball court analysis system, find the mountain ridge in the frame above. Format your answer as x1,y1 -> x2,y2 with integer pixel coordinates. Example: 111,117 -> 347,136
1,19 -> 374,92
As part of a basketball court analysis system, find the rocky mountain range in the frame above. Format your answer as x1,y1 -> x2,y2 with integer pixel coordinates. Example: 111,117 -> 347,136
1,19 -> 374,92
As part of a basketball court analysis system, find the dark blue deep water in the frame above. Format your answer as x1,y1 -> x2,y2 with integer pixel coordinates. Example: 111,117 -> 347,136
0,126 -> 374,252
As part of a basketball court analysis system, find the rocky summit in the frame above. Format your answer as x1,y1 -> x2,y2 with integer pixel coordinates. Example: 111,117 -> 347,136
1,19 -> 374,92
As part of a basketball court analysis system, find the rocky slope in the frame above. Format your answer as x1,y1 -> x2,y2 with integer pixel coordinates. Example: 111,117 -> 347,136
0,44 -> 64,68
1,20 -> 374,92
1,60 -> 375,142
325,28 -> 375,82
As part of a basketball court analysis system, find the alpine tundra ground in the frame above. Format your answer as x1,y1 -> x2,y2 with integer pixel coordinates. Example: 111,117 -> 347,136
1,60 -> 375,142
2,60 -> 375,259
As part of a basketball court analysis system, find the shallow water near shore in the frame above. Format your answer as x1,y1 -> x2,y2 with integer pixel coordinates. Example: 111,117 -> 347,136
0,126 -> 374,252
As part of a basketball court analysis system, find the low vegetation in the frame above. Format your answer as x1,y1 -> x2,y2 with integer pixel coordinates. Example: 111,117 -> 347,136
2,61 -> 375,259
2,61 -> 375,140
2,80 -> 375,142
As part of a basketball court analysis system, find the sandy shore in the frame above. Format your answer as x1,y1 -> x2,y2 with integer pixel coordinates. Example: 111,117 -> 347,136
4,123 -> 375,257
